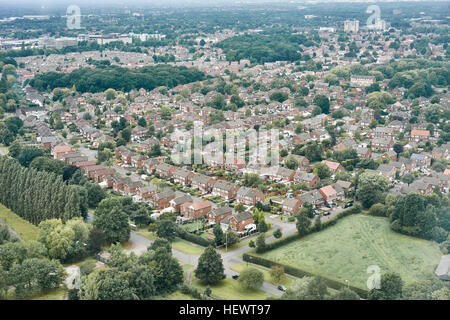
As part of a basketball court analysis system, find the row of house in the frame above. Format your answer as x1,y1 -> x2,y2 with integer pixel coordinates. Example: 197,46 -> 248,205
281,180 -> 353,215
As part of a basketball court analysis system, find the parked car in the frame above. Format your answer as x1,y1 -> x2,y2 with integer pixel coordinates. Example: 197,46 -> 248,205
277,285 -> 287,292
314,210 -> 321,215
323,211 -> 331,216
343,201 -> 354,209
232,275 -> 239,280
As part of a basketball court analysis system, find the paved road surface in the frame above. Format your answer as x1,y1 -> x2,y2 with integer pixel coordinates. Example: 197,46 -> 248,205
127,230 -> 284,297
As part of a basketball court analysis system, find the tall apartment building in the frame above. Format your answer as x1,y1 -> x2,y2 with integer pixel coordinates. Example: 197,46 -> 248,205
344,20 -> 359,33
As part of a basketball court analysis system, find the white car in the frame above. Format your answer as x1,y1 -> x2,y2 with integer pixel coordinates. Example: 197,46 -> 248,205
245,224 -> 257,233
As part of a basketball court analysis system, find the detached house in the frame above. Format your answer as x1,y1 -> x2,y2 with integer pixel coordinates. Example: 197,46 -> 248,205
236,187 -> 265,206
371,137 -> 394,151
335,180 -> 354,194
136,184 -> 158,201
273,167 -> 296,183
318,184 -> 345,205
123,181 -> 144,195
321,160 -> 345,174
153,189 -> 176,209
130,154 -> 147,169
191,174 -> 216,192
180,200 -> 212,219
299,190 -> 325,208
172,168 -> 194,186
212,180 -> 239,200
221,211 -> 254,232
293,171 -> 319,188
52,145 -> 75,160
155,163 -> 176,179
208,206 -> 233,225
282,198 -> 302,215
356,147 -> 372,159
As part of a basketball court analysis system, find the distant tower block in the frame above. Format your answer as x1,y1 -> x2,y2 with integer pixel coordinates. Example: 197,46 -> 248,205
344,20 -> 359,33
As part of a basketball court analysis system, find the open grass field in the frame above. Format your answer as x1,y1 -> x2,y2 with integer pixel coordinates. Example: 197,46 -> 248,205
259,214 -> 442,290
0,203 -> 39,242
192,278 -> 275,300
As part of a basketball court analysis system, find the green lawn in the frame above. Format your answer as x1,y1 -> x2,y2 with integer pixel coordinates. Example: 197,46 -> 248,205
182,263 -> 194,271
182,221 -> 203,233
231,263 -> 294,287
192,278 -> 275,300
259,214 -> 442,290
137,231 -> 156,240
171,238 -> 204,255
0,203 -> 39,242
137,231 -> 204,255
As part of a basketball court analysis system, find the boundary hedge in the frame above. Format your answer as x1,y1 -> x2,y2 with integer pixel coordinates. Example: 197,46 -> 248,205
242,253 -> 368,298
261,203 -> 363,253
177,227 -> 214,247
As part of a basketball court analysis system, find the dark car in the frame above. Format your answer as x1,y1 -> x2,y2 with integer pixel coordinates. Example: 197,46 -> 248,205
232,275 -> 239,280
343,201 -> 354,209
277,285 -> 287,292
323,211 -> 331,216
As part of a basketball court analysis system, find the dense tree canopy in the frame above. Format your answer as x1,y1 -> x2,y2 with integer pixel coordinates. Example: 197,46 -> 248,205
30,65 -> 205,93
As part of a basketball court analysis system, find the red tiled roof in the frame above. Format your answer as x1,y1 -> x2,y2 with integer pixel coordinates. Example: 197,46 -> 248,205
411,129 -> 430,137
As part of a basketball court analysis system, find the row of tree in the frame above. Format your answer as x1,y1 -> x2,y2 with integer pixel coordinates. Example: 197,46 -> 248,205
0,156 -> 83,225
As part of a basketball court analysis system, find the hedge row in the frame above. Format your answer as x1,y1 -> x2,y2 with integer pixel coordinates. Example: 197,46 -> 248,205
242,253 -> 368,298
261,203 -> 363,253
180,283 -> 204,300
177,227 -> 215,247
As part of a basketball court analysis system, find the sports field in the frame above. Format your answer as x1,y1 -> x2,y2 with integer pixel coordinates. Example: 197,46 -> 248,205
259,214 -> 442,289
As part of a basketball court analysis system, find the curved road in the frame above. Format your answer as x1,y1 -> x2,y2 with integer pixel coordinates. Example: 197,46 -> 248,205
125,214 -> 300,297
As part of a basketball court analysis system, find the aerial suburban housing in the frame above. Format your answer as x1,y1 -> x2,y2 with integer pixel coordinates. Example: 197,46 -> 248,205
0,0 -> 448,307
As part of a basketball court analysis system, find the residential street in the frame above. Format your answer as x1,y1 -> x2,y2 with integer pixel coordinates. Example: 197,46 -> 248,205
88,212 -> 286,297
78,140 -> 298,298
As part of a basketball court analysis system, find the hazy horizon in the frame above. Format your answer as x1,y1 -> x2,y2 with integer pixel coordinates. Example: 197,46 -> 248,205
0,0 -> 449,8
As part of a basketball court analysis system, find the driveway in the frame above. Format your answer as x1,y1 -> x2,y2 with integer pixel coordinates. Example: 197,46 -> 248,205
320,206 -> 344,222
